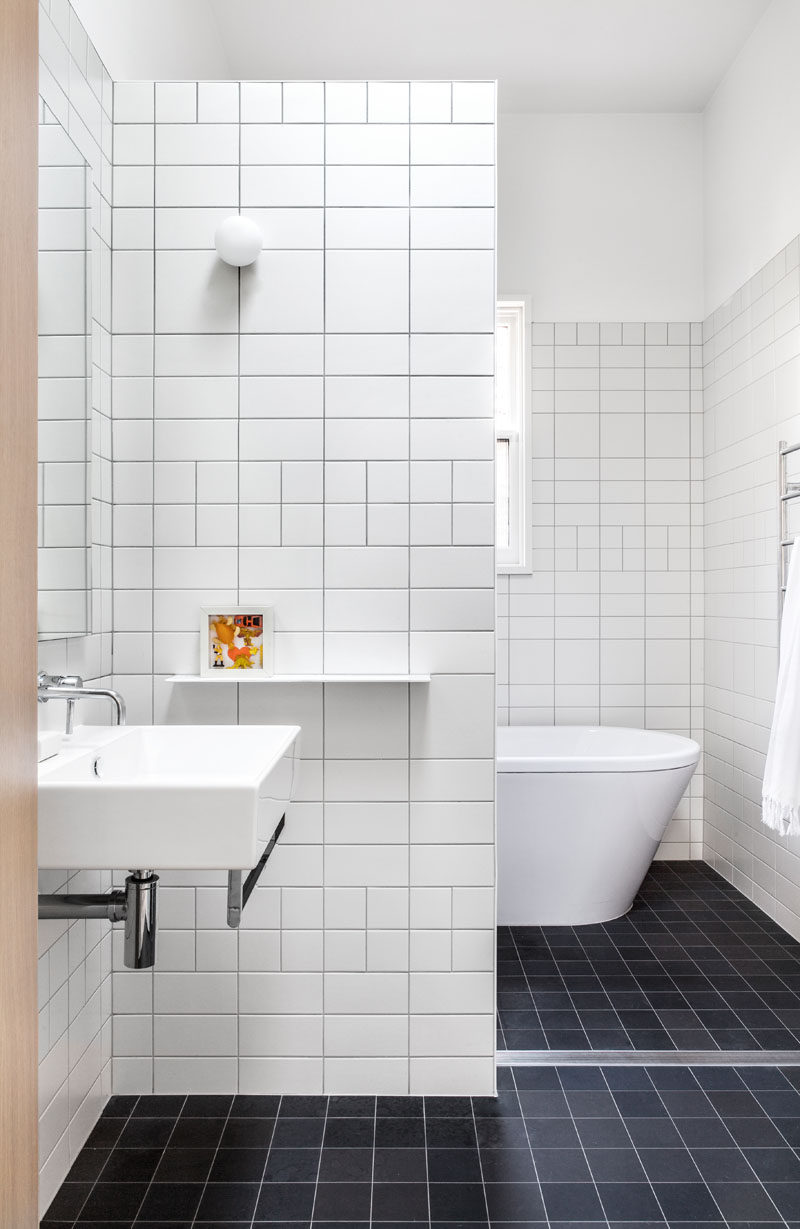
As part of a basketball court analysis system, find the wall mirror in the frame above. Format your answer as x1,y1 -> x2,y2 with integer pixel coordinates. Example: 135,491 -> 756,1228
38,103 -> 92,640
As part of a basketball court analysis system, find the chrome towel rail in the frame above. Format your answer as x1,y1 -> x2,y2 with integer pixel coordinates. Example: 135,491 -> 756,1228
778,439 -> 800,623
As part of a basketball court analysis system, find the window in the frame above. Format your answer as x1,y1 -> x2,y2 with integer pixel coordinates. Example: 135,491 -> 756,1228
496,295 -> 531,572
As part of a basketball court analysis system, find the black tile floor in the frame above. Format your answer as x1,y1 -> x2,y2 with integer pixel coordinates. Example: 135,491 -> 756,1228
498,861 -> 800,1053
44,1066 -> 800,1227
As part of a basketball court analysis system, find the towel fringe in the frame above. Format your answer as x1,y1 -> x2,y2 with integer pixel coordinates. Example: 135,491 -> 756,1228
762,795 -> 800,837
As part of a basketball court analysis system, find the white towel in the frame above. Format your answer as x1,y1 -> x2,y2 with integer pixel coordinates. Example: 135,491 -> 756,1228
763,534 -> 800,835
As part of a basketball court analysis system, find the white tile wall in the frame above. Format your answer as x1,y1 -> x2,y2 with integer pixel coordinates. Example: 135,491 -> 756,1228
703,234 -> 800,935
110,78 -> 496,1098
498,321 -> 704,858
37,0 -> 114,1215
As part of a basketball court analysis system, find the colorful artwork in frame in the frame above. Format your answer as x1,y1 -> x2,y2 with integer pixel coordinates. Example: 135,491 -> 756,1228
199,606 -> 274,678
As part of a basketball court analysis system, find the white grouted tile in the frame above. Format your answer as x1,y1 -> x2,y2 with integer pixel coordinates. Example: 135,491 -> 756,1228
94,72 -> 498,1127
503,317 -> 703,853
39,7 -> 115,1210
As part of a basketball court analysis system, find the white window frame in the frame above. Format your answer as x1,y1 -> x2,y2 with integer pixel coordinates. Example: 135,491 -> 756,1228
496,294 -> 531,573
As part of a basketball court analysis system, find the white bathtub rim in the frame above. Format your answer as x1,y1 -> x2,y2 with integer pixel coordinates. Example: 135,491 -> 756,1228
496,724 -> 700,774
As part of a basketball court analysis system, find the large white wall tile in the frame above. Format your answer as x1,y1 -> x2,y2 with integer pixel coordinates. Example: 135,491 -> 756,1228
98,72 -> 497,1117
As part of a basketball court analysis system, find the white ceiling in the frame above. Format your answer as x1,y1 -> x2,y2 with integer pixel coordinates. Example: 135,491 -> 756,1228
73,0 -> 771,112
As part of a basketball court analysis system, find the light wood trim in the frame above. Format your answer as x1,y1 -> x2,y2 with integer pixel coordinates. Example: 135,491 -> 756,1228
0,0 -> 39,1223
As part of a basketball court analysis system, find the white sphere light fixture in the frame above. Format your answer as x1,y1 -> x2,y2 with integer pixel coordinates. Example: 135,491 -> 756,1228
214,215 -> 264,267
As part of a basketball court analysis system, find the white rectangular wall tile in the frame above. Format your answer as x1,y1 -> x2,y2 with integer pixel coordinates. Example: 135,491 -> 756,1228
38,0 -> 114,1214
501,319 -> 704,858
702,236 -> 800,924
103,74 -> 497,1110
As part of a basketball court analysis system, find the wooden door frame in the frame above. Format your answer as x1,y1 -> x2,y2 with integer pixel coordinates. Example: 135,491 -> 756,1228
0,0 -> 40,1223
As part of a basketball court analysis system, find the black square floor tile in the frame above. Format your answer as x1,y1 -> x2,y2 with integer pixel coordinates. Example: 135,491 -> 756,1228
182,1094 -> 233,1117
263,1147 -> 321,1183
765,1182 -> 800,1219
723,1117 -> 788,1147
478,1147 -> 537,1182
428,1118 -> 478,1148
76,1182 -> 147,1221
136,1182 -> 204,1221
651,1181 -> 724,1221
42,1183 -> 92,1221
497,863 -> 800,1054
195,1182 -> 260,1221
220,1117 -> 275,1148
97,1146 -> 162,1182
209,1147 -> 269,1182
373,1147 -> 428,1183
372,1182 -> 431,1221
427,1147 -> 482,1182
377,1096 -> 424,1118
101,1094 -> 138,1117
313,1182 -> 372,1221
428,1182 -> 488,1221
744,1146 -> 800,1181
531,1147 -> 591,1181
324,1117 -> 375,1148
540,1181 -> 605,1221
153,1146 -> 216,1183
232,1094 -> 282,1117
574,1117 -> 634,1149
279,1095 -> 327,1118
708,1181 -> 782,1221
65,1149 -> 111,1183
318,1147 -> 373,1182
133,1094 -> 185,1117
256,1182 -> 316,1221
484,1181 -> 546,1221
118,1117 -> 176,1148
523,1118 -> 580,1149
169,1117 -> 226,1148
272,1117 -> 326,1148
638,1148 -> 701,1182
597,1181 -> 664,1221
585,1148 -> 646,1181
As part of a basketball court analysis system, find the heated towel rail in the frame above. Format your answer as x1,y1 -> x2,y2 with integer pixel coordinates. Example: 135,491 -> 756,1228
779,439 -> 800,621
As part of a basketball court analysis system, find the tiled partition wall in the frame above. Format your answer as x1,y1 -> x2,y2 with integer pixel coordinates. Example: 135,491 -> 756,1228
37,0 -> 115,1214
704,236 -> 800,937
497,323 -> 704,858
109,79 -> 496,1096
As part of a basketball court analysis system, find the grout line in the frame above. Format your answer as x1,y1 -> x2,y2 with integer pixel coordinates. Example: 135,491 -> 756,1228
499,862 -> 800,1057
507,1067 -> 550,1229
640,1068 -> 783,1229
249,1093 -> 281,1229
131,1093 -> 187,1224
421,1094 -> 432,1229
368,1092 -> 378,1227
307,1094 -> 330,1225
68,1094 -> 140,1226
188,1093 -> 236,1229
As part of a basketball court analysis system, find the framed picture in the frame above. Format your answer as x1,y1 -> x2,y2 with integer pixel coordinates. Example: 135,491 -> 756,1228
199,606 -> 274,678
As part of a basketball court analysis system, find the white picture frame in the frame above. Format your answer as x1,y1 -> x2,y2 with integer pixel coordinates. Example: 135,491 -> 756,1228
199,605 -> 274,678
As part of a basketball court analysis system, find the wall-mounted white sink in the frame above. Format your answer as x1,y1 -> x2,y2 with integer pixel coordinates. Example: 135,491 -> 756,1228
38,724 -> 300,870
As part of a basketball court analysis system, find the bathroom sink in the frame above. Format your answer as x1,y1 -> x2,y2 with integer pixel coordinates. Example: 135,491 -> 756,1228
38,724 -> 300,870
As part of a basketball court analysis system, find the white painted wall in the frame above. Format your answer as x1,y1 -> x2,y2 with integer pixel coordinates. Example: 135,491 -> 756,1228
498,112 -> 704,321
704,0 -> 800,315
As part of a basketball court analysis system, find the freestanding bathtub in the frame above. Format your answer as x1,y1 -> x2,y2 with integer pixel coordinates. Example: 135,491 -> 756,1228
497,725 -> 700,925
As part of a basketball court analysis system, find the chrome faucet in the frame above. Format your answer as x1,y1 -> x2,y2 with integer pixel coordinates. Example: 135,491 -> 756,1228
37,672 -> 127,734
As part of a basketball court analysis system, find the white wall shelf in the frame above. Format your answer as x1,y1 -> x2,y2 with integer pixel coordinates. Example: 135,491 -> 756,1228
165,674 -> 431,684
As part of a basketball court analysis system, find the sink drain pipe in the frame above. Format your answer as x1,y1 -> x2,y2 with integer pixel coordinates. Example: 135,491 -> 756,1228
38,870 -> 158,969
